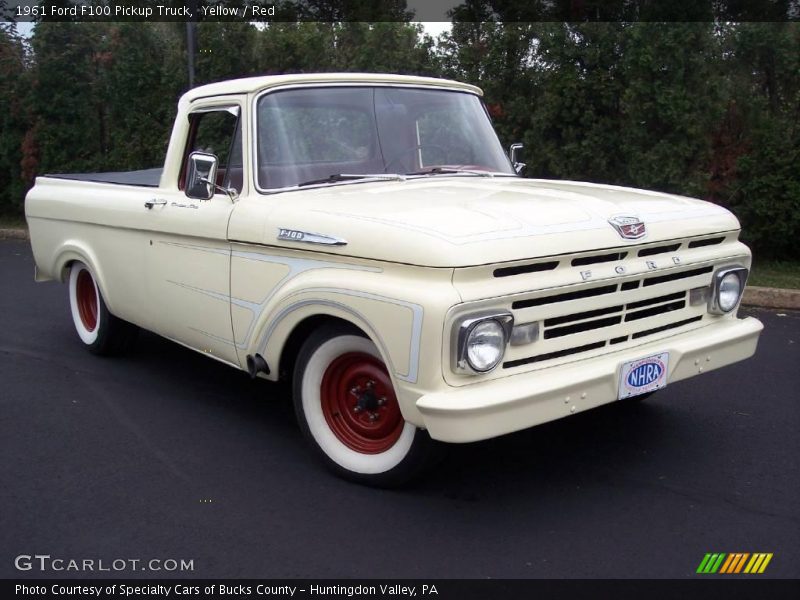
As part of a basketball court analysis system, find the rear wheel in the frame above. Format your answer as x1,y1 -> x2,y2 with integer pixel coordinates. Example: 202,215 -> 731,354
293,324 -> 441,486
68,261 -> 138,355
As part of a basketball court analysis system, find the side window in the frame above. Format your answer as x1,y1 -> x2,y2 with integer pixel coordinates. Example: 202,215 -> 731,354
182,107 -> 243,193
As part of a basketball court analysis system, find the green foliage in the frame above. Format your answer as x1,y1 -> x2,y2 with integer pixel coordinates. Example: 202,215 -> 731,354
720,23 -> 800,258
728,119 -> 800,257
617,23 -> 725,197
437,18 -> 800,258
254,22 -> 439,75
29,23 -> 105,173
196,22 -> 260,83
0,24 -> 29,215
749,260 -> 800,290
101,23 -> 185,169
27,22 -> 185,176
1,16 -> 797,259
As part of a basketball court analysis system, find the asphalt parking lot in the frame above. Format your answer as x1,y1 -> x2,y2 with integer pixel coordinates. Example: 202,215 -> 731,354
1,240 -> 798,579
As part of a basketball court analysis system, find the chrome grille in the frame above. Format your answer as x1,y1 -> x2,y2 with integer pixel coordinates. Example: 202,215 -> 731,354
448,232 -> 747,384
502,265 -> 714,370
638,243 -> 681,257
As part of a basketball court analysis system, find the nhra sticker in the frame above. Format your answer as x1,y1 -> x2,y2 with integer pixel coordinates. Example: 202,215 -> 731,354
618,352 -> 670,399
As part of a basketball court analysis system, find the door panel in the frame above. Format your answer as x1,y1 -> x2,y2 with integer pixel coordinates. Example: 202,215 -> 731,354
144,104 -> 242,366
145,197 -> 237,365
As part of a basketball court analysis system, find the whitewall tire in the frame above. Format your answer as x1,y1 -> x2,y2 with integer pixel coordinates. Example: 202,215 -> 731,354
67,261 -> 138,355
293,324 -> 441,486
69,262 -> 101,345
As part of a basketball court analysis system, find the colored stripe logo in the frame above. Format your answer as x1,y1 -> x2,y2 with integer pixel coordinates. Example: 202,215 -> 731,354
697,553 -> 773,574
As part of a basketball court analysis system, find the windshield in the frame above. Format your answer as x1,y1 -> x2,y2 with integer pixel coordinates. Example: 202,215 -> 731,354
255,86 -> 515,190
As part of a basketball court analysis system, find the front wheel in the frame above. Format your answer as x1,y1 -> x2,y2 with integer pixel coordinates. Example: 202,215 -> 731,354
293,325 -> 441,486
68,261 -> 138,355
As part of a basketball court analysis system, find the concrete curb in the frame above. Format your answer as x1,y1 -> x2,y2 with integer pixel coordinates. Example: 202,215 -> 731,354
0,228 -> 28,240
1,227 -> 797,309
743,286 -> 800,310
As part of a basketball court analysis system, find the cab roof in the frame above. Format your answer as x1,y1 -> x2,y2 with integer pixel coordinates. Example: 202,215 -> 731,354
181,73 -> 483,104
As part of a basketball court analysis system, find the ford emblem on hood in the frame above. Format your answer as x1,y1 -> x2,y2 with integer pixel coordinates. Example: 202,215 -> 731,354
609,216 -> 646,239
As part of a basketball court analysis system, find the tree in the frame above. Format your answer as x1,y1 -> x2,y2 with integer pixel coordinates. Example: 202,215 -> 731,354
253,22 -> 440,76
5,10 -> 797,260
717,23 -> 800,257
29,22 -> 185,176
101,23 -> 185,169
0,24 -> 28,214
195,22 -> 259,84
29,23 -> 110,174
616,22 -> 724,196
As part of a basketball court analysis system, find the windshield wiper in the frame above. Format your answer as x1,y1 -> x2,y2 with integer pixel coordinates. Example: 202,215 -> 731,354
297,173 -> 404,187
405,167 -> 499,177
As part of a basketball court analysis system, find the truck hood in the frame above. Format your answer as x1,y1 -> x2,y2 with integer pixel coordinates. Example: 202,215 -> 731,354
238,177 -> 740,268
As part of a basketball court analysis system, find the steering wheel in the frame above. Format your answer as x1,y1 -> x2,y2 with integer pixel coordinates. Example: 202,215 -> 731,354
384,144 -> 448,173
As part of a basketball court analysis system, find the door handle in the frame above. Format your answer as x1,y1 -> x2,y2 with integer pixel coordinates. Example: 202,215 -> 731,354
144,198 -> 167,209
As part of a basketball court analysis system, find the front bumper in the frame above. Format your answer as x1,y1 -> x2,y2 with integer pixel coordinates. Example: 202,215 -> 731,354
416,316 -> 763,443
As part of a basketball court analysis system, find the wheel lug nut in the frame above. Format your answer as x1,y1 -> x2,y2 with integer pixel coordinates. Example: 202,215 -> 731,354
377,397 -> 386,406
353,406 -> 362,413
369,413 -> 379,422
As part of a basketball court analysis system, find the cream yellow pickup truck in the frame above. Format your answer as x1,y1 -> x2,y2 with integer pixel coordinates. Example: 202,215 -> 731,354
25,73 -> 763,485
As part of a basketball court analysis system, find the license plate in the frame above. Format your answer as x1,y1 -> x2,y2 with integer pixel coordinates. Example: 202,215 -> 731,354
618,352 -> 670,399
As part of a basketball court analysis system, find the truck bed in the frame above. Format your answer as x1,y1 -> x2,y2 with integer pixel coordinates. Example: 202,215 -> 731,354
47,168 -> 163,188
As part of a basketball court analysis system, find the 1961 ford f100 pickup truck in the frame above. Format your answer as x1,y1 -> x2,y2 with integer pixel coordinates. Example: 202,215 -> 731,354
26,73 -> 763,485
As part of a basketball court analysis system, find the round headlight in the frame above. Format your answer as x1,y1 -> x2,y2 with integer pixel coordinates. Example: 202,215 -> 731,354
718,272 -> 742,312
466,319 -> 506,372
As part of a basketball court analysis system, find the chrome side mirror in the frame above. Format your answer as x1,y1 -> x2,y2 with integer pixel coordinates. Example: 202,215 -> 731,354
509,143 -> 526,175
185,151 -> 218,200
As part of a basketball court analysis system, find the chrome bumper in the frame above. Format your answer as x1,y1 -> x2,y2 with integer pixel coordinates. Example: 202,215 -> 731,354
417,317 -> 763,443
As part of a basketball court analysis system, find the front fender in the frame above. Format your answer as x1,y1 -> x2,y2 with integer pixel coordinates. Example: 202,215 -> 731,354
258,290 -> 424,386
228,244 -> 460,420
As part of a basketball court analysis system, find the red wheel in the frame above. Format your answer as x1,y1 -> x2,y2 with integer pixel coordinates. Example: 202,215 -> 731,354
320,352 -> 404,454
75,269 -> 98,332
68,261 -> 139,355
293,324 -> 442,486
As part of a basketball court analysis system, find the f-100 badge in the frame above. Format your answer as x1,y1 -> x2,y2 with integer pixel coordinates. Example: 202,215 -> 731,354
277,228 -> 347,246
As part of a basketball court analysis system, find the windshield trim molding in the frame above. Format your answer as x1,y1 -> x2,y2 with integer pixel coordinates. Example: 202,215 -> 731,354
250,82 -> 502,196
258,172 -> 520,196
